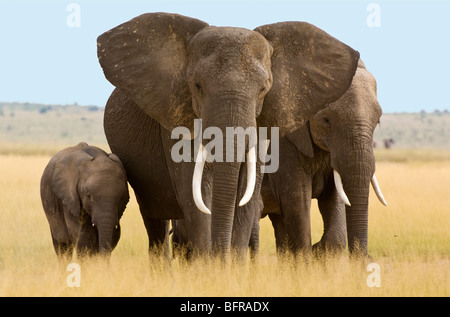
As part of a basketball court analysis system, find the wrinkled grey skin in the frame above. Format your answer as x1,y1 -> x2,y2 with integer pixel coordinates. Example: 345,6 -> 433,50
174,61 -> 383,258
172,147 -> 343,258
260,142 -> 347,256
262,60 -> 383,256
40,142 -> 129,258
104,96 -> 214,258
97,13 -> 359,258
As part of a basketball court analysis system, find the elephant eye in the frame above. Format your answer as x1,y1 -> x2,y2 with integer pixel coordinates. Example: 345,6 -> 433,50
87,192 -> 93,200
322,117 -> 330,124
195,83 -> 202,93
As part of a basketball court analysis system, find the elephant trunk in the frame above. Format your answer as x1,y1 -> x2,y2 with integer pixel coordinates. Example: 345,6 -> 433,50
95,213 -> 116,256
210,160 -> 242,255
344,173 -> 371,255
198,95 -> 257,257
332,140 -> 375,256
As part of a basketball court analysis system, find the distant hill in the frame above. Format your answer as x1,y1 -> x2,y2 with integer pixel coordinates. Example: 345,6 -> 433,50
1,102 -> 449,154
373,110 -> 450,150
0,102 -> 107,154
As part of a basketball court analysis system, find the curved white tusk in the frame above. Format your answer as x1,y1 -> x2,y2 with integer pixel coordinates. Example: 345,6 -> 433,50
239,146 -> 257,207
333,170 -> 351,206
192,144 -> 211,215
263,139 -> 271,156
371,174 -> 388,206
265,139 -> 271,151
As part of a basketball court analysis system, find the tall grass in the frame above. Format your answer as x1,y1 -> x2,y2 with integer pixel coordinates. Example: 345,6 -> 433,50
0,152 -> 448,297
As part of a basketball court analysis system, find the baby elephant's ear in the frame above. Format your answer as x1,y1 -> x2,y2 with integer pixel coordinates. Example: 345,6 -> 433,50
255,22 -> 360,137
97,12 -> 209,136
52,150 -> 93,218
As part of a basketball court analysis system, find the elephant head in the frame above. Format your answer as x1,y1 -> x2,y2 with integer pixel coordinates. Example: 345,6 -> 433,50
52,146 -> 129,255
97,13 -> 359,255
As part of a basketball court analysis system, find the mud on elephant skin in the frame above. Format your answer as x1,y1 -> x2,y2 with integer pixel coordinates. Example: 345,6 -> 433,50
97,13 -> 360,258
40,142 -> 129,259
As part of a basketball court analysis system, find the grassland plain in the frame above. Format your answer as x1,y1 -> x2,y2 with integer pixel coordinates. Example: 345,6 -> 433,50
1,103 -> 450,155
0,150 -> 448,297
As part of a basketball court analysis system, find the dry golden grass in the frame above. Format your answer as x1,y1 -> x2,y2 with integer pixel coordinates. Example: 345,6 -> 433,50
0,151 -> 448,297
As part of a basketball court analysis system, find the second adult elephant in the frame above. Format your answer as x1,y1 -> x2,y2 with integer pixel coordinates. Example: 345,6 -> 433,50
261,60 -> 387,256
97,13 -> 360,257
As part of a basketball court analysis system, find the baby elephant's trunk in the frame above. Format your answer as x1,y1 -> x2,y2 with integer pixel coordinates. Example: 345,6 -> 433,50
96,214 -> 116,256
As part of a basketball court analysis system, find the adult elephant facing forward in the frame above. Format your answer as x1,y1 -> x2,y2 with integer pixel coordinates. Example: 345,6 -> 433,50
97,13 -> 359,258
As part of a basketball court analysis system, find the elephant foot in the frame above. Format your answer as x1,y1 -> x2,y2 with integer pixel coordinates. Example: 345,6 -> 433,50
312,238 -> 346,258
172,240 -> 194,261
54,241 -> 74,259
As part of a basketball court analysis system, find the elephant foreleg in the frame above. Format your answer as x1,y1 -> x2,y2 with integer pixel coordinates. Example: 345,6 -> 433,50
267,136 -> 313,256
313,179 -> 347,254
269,171 -> 313,256
281,185 -> 312,255
142,216 -> 170,261
52,237 -> 74,260
232,159 -> 264,260
232,196 -> 261,260
268,213 -> 288,256
49,225 -> 73,259
248,211 -> 260,261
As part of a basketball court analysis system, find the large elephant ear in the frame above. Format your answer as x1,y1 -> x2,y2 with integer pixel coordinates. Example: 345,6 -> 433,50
97,13 -> 209,134
52,150 -> 94,218
255,22 -> 360,136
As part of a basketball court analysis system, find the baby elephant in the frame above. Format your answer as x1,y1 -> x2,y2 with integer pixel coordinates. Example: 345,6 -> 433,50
41,142 -> 129,258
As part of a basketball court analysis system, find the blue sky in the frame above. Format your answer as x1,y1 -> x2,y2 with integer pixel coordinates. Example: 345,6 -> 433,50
0,0 -> 449,113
